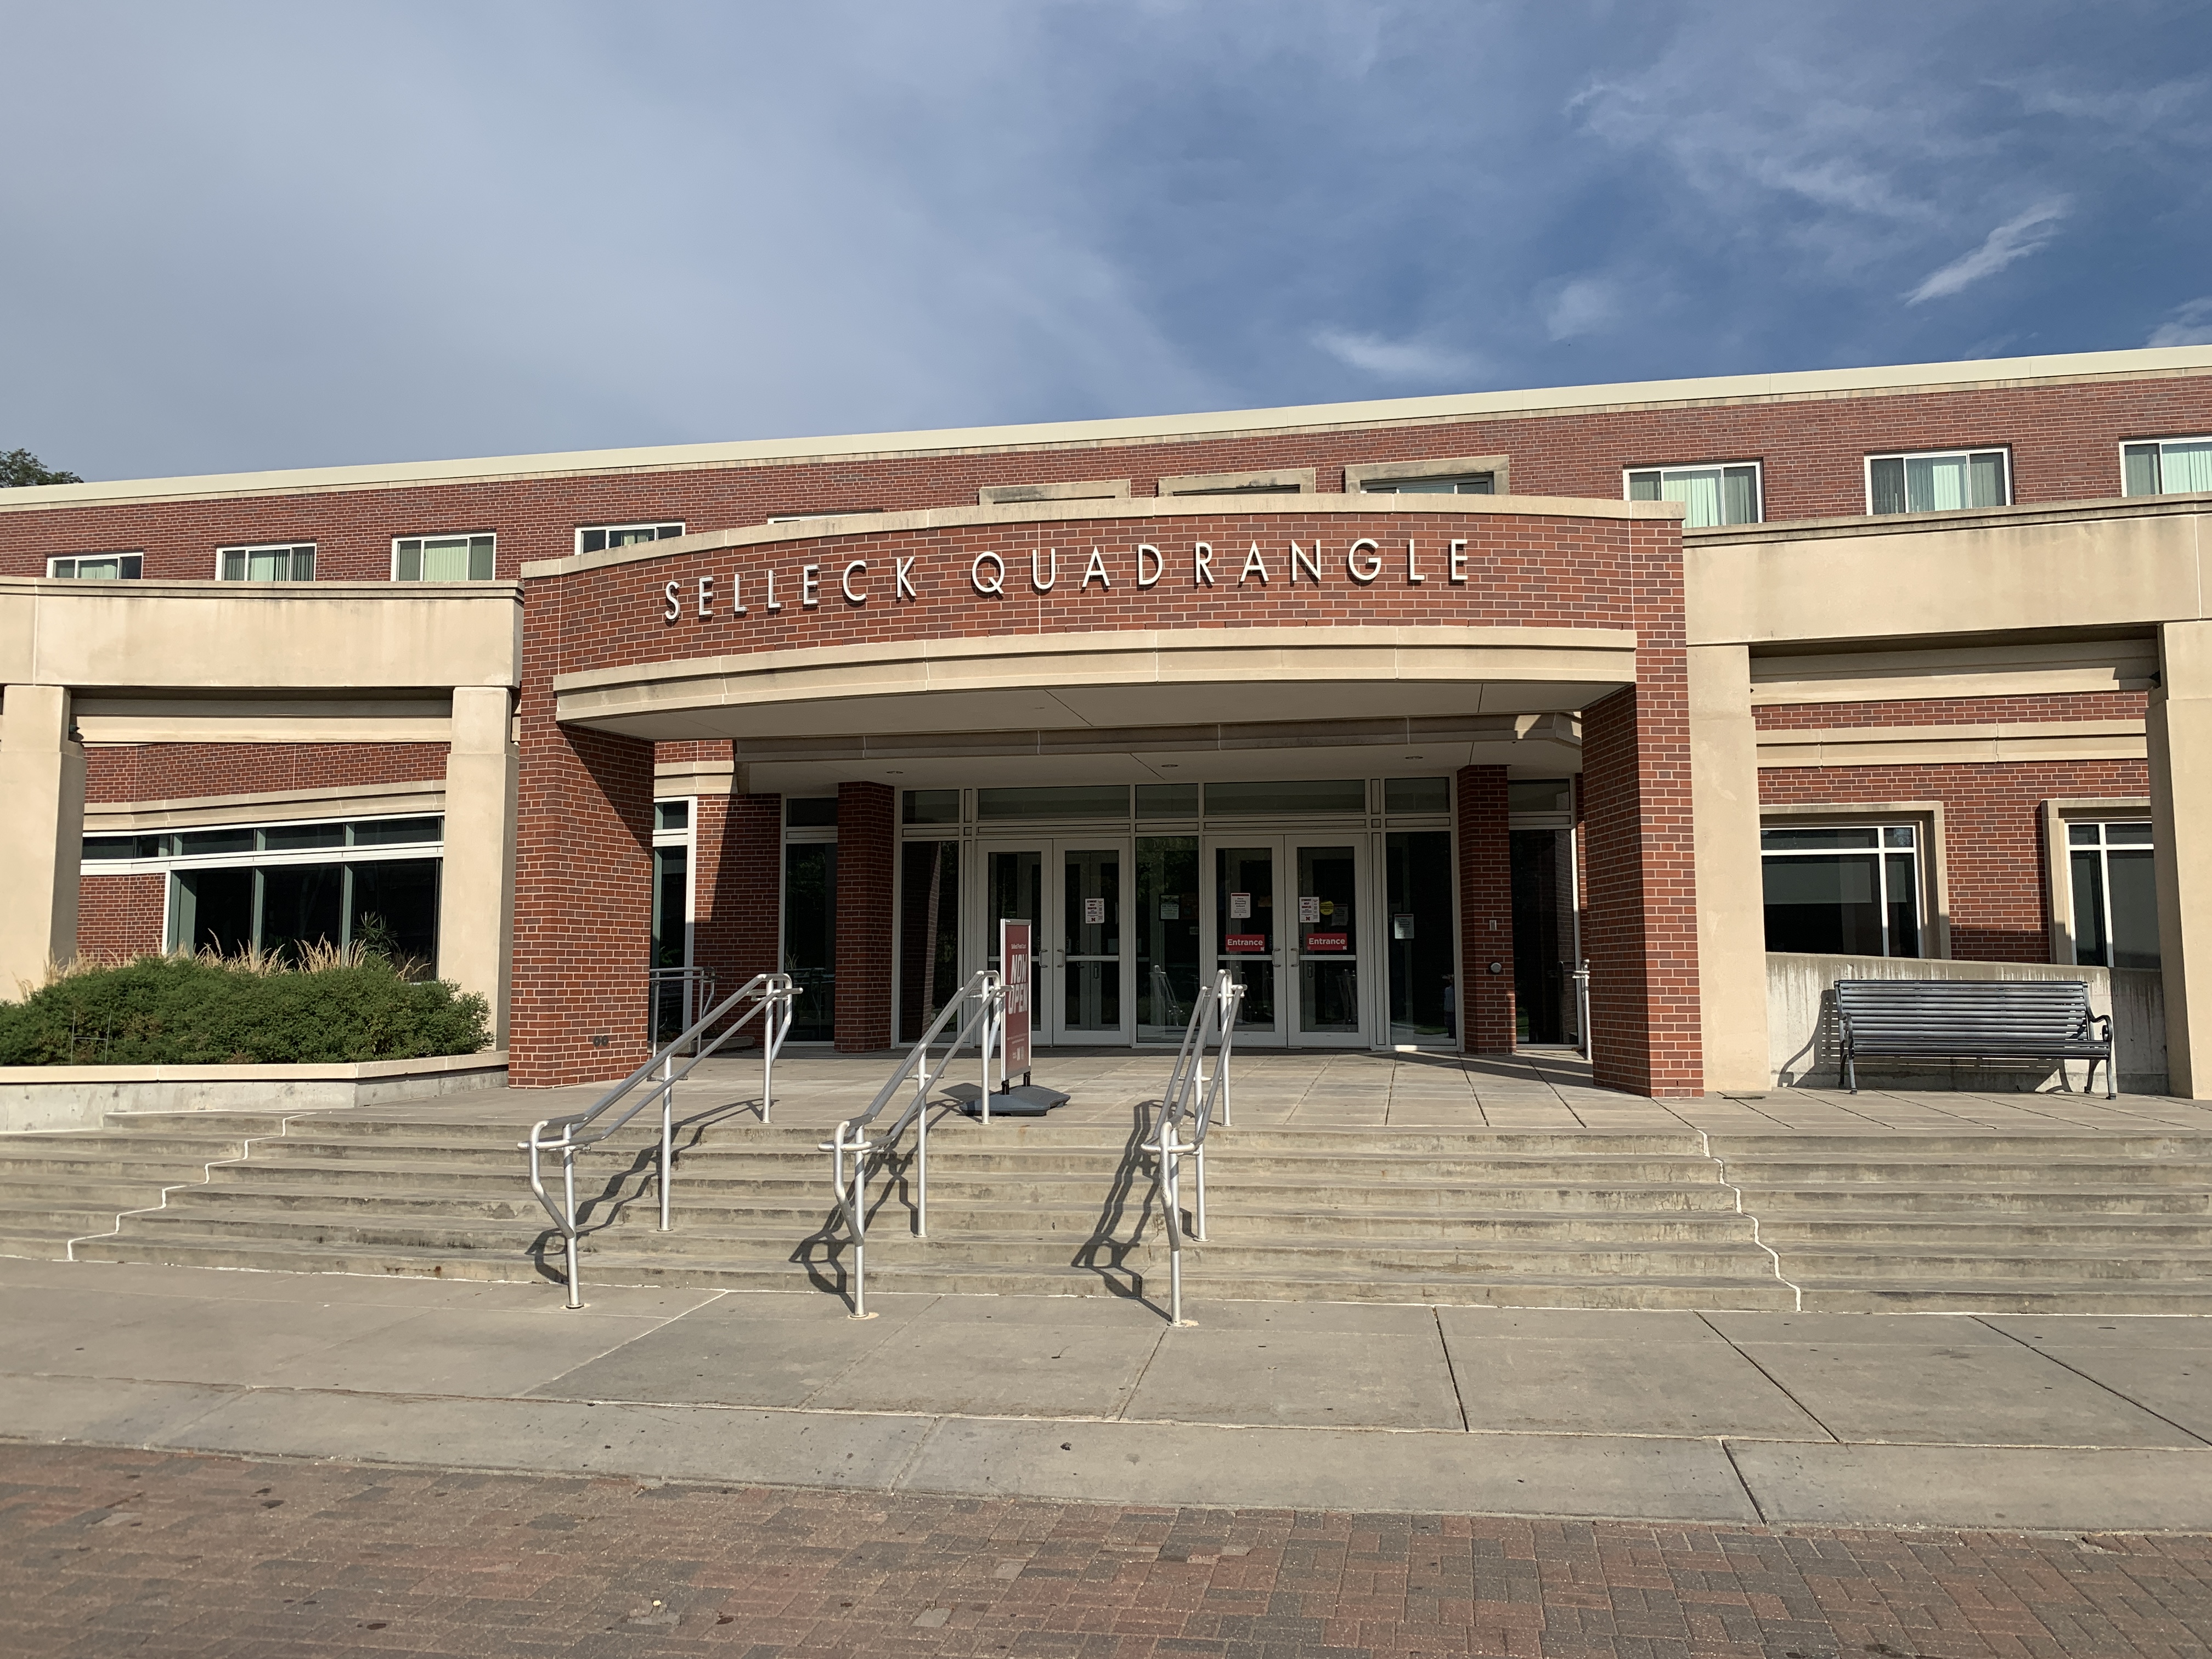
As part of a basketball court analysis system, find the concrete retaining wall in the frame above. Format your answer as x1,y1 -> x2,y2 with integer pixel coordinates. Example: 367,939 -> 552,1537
1767,955 -> 2168,1096
0,1051 -> 507,1132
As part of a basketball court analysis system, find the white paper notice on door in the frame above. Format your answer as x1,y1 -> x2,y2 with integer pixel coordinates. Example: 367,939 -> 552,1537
1298,895 -> 1321,923
1084,897 -> 1105,925
1229,891 -> 1252,919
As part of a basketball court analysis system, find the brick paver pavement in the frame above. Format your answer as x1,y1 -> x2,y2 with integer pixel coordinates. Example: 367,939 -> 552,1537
3,1441 -> 2208,1658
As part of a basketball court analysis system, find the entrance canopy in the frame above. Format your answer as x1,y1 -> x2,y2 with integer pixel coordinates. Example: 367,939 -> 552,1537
552,624 -> 1632,791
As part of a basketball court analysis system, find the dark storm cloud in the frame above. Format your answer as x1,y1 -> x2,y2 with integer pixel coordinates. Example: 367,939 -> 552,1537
4,0 -> 2209,480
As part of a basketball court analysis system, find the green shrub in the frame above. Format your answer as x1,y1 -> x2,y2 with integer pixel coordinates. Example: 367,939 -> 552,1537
0,953 -> 492,1066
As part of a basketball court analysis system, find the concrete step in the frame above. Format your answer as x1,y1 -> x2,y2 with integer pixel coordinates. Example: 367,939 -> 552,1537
1727,1185 -> 2212,1216
1716,1158 -> 2212,1188
1758,1216 -> 2212,1247
1775,1244 -> 2212,1283
1797,1280 -> 2212,1314
1708,1133 -> 2212,1159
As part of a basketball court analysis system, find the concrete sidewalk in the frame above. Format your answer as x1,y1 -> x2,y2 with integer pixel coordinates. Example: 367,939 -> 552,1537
5,1255 -> 2211,1534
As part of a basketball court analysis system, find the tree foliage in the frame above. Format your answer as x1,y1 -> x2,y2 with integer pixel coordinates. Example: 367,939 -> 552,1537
1,448 -> 83,487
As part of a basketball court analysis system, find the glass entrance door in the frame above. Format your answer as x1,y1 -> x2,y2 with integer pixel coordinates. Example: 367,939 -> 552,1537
979,841 -> 1131,1046
1205,837 -> 1367,1047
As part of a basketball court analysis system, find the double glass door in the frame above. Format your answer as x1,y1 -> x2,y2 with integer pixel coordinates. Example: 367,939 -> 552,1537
975,834 -> 1371,1048
1206,836 -> 1367,1048
980,842 -> 1127,1045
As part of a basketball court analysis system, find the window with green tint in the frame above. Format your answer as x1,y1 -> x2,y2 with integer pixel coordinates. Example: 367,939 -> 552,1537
976,785 -> 1130,820
1760,826 -> 1880,851
1203,780 -> 1364,816
349,816 -> 442,847
1506,778 -> 1572,814
785,797 -> 839,828
1866,449 -> 2008,515
655,800 -> 690,833
1384,778 -> 1449,814
394,533 -> 495,580
1136,783 -> 1199,819
261,823 -> 347,852
81,835 -> 163,861
1626,464 -> 1761,526
901,789 -> 960,825
217,542 -> 315,581
179,828 -> 256,856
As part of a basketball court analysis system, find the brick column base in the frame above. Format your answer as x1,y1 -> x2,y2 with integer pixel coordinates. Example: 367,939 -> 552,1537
694,791 -> 782,1044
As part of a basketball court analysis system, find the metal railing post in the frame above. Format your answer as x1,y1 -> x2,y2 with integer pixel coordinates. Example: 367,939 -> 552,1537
562,1146 -> 580,1310
1575,961 -> 1592,1059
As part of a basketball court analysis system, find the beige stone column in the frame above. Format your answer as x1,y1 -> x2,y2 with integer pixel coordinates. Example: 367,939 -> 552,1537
438,685 -> 518,1042
0,686 -> 86,996
2149,620 -> 2212,1098
1686,644 -> 1771,1091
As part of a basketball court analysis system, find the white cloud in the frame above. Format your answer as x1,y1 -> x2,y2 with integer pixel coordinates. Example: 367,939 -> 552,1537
1905,200 -> 2070,304
1542,277 -> 1620,341
1311,329 -> 1481,382
2149,297 -> 2212,347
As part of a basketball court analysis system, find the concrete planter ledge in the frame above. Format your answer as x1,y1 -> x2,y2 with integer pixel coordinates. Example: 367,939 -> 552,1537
0,1051 -> 507,1132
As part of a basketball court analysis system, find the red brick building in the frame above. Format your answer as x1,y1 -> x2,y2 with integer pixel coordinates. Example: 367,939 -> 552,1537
5,346 -> 2210,1097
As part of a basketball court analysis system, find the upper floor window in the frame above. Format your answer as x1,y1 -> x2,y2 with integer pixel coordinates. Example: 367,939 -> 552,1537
47,552 -> 142,579
1363,473 -> 1494,495
1625,464 -> 1761,527
578,521 -> 684,554
218,542 -> 315,581
2121,437 -> 2212,498
1865,448 -> 2008,516
394,533 -> 494,580
1156,467 -> 1316,496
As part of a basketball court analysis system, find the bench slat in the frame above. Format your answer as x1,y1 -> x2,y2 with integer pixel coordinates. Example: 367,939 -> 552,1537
1829,978 -> 2113,1097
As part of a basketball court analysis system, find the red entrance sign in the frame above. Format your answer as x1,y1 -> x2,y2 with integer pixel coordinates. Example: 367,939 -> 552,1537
1302,932 -> 1348,952
1224,933 -> 1268,953
1000,918 -> 1031,1075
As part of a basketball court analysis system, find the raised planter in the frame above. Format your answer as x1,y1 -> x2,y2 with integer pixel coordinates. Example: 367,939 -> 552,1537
0,1050 -> 507,1132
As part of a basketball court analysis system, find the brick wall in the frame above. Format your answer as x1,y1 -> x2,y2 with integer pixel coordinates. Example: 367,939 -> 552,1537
691,792 -> 781,1045
532,507 -> 1657,679
1579,521 -> 1703,1097
84,743 -> 447,805
7,372 -> 2207,580
76,873 -> 167,961
1758,759 -> 2152,963
509,700 -> 655,1087
1754,691 -> 2149,731
833,782 -> 894,1053
1455,765 -> 1515,1053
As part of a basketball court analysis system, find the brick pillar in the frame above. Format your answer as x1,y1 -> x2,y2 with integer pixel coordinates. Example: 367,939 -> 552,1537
1456,764 -> 1515,1053
693,791 -> 783,1045
510,710 -> 656,1088
1581,674 -> 1703,1098
834,781 -> 894,1052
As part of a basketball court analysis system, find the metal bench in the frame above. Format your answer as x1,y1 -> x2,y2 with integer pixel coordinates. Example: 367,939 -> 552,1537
1833,978 -> 2114,1098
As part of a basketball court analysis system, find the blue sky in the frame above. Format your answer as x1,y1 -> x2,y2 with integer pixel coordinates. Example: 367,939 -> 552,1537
5,0 -> 2210,480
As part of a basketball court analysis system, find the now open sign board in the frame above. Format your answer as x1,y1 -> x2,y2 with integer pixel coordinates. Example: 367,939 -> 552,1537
1001,918 -> 1032,1075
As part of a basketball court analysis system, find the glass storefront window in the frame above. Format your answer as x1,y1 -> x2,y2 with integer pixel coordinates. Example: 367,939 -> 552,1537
1384,778 -> 1448,814
1136,837 -> 1200,1040
1203,779 -> 1363,816
900,789 -> 960,825
782,842 -> 837,1040
1507,778 -> 1572,814
1386,831 -> 1456,1043
1136,783 -> 1199,819
977,785 -> 1130,820
898,840 -> 961,1041
171,858 -> 441,974
786,797 -> 838,828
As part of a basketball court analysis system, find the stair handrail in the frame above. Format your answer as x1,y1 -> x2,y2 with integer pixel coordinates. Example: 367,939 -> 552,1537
1152,968 -> 1246,1325
524,970 -> 798,1309
823,968 -> 1003,1319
